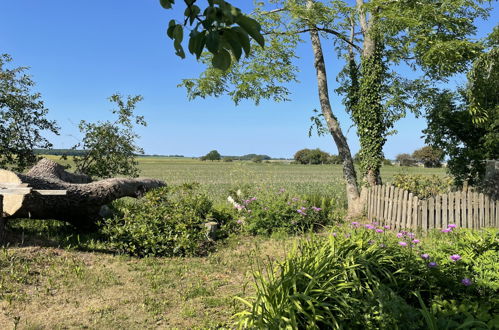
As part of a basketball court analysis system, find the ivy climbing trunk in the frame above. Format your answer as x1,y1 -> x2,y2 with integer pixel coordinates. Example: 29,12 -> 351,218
355,0 -> 384,187
308,25 -> 363,217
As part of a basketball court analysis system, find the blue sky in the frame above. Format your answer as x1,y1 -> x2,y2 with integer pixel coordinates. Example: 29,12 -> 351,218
1,1 -> 497,158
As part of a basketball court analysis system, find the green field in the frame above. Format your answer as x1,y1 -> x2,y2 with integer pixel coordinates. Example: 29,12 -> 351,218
138,157 -> 446,205
43,155 -> 446,205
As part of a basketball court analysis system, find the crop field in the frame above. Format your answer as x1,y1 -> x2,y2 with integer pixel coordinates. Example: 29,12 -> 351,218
138,157 -> 445,204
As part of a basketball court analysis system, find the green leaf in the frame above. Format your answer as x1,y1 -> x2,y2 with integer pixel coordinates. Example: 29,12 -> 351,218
167,20 -> 176,39
235,15 -> 265,48
212,49 -> 231,71
231,27 -> 250,56
184,5 -> 200,25
159,0 -> 174,9
173,24 -> 183,43
223,29 -> 242,61
206,31 -> 220,54
188,31 -> 206,59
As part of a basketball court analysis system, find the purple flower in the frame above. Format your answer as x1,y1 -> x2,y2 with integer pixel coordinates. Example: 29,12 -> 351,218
332,232 -> 337,237
372,222 -> 378,225
448,224 -> 457,229
344,233 -> 351,238
292,197 -> 299,202
396,233 -> 404,238
398,241 -> 408,247
441,228 -> 452,233
236,219 -> 244,225
383,225 -> 391,230
408,232 -> 415,239
376,229 -> 384,233
428,262 -> 438,268
461,278 -> 472,286
250,197 -> 257,201
311,206 -> 322,212
421,253 -> 430,260
412,239 -> 420,244
365,224 -> 375,230
450,254 -> 461,262
297,209 -> 306,215
351,222 -> 360,228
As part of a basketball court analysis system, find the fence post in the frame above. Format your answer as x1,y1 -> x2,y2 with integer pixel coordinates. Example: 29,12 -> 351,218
451,191 -> 458,226
479,193 -> 485,229
422,199 -> 428,231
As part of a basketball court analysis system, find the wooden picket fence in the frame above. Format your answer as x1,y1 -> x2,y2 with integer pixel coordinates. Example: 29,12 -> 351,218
366,185 -> 499,230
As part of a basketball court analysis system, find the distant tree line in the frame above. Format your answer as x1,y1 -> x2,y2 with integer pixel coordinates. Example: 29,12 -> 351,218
200,150 -> 272,162
34,149 -> 86,156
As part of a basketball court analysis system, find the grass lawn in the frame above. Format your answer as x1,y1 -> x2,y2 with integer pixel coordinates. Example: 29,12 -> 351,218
0,157 -> 448,328
0,228 -> 297,328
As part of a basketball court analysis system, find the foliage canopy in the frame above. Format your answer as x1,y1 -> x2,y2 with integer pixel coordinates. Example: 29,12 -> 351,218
73,94 -> 146,178
0,54 -> 59,171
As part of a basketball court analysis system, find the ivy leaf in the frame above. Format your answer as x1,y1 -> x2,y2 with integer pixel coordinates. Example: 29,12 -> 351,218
212,49 -> 231,71
235,15 -> 265,48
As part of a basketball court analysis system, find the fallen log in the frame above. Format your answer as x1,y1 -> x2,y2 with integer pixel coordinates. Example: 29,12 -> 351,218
1,158 -> 166,229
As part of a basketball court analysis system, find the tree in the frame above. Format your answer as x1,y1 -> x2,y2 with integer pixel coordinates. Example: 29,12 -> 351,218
0,54 -> 59,171
163,0 -> 492,216
202,150 -> 221,161
73,94 -> 146,178
424,27 -> 499,186
294,148 -> 330,164
396,153 -> 416,167
412,146 -> 444,168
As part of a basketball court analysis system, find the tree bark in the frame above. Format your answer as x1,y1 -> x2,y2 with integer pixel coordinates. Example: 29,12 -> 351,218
1,158 -> 165,229
307,14 -> 363,217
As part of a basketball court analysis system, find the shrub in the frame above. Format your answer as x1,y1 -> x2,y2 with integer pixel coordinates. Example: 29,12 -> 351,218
235,225 -> 498,329
101,184 -> 232,257
227,188 -> 336,235
294,148 -> 330,164
392,173 -> 454,199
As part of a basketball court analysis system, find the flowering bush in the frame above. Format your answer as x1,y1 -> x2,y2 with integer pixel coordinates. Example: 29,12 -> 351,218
227,188 -> 336,235
235,224 -> 498,329
101,184 -> 234,257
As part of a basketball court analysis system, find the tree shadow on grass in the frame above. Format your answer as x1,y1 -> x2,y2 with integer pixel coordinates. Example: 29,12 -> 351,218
2,218 -> 115,254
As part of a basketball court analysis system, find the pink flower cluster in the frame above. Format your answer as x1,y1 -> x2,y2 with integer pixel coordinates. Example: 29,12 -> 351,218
441,224 -> 457,233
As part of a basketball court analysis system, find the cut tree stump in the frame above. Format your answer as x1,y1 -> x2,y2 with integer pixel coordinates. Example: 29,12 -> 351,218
0,158 -> 166,229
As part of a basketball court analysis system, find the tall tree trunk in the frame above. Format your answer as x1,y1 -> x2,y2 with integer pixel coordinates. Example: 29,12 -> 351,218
308,25 -> 363,217
356,0 -> 383,188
